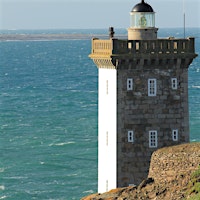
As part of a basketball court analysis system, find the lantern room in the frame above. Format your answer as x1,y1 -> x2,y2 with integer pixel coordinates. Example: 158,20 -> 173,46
128,0 -> 158,40
130,0 -> 155,28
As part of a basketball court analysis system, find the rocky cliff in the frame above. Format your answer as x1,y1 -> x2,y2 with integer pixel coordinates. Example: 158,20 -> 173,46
82,142 -> 200,200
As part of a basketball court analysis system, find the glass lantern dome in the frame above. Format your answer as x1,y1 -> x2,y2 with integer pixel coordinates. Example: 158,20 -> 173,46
130,0 -> 155,28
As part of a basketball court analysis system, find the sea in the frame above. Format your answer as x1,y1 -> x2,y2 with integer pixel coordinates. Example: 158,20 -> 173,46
0,28 -> 199,200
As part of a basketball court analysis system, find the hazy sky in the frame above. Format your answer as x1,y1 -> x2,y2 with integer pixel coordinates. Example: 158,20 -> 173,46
0,0 -> 199,30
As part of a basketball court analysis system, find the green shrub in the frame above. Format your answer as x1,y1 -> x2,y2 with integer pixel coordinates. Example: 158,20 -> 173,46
188,193 -> 200,200
191,166 -> 200,180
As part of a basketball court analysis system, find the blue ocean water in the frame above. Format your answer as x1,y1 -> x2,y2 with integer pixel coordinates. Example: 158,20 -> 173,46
0,28 -> 199,199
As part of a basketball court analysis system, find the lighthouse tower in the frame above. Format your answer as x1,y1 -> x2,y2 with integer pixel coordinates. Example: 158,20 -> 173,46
89,0 -> 197,193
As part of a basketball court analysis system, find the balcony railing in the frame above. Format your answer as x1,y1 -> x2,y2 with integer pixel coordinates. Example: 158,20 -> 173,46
91,39 -> 113,55
90,37 -> 195,56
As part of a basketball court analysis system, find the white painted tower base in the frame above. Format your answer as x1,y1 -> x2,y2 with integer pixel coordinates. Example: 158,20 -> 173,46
98,68 -> 117,193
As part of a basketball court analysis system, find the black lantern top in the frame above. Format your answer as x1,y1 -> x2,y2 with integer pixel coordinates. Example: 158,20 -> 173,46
132,0 -> 154,12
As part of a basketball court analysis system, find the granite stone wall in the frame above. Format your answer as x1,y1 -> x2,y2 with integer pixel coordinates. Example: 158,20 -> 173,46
116,58 -> 191,187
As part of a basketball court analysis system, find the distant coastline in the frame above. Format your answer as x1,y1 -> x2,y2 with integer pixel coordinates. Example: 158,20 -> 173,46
0,34 -> 126,41
0,27 -> 199,41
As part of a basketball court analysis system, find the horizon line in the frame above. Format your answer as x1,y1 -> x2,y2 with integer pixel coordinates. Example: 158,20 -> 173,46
0,27 -> 200,31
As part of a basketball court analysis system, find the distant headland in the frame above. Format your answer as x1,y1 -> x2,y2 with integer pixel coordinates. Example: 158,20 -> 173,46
0,34 -> 125,41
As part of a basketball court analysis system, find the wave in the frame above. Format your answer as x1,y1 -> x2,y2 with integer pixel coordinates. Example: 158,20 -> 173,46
49,141 -> 75,147
191,139 -> 198,142
3,176 -> 28,180
0,186 -> 5,191
192,85 -> 200,89
67,173 -> 78,177
83,190 -> 94,194
0,168 -> 5,173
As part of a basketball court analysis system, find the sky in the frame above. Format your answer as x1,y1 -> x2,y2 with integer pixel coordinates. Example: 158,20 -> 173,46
0,0 -> 199,30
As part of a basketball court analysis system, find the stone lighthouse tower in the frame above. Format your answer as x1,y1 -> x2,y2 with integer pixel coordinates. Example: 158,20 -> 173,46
89,0 -> 197,193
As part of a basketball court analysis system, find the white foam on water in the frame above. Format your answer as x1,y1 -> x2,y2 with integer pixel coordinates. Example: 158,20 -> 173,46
0,186 -> 5,191
0,196 -> 7,199
83,190 -> 94,194
49,141 -> 75,146
192,85 -> 200,89
0,168 -> 5,173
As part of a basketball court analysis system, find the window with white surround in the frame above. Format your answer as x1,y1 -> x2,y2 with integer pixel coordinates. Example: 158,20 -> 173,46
128,131 -> 134,143
148,79 -> 157,96
149,130 -> 157,148
172,129 -> 178,141
171,78 -> 178,90
127,78 -> 133,91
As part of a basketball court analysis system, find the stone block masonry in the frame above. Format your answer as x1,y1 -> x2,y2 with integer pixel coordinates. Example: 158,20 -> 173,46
116,60 -> 191,186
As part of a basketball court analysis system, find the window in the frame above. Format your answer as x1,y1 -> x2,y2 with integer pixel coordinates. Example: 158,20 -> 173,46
172,129 -> 178,141
149,130 -> 157,148
106,131 -> 108,146
106,80 -> 108,94
128,131 -> 134,143
148,79 -> 157,96
127,78 -> 133,91
171,78 -> 178,90
106,180 -> 108,192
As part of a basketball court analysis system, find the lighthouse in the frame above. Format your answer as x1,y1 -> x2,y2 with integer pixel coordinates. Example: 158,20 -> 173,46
89,0 -> 197,193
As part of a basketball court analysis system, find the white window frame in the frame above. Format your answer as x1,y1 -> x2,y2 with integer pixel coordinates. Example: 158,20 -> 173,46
149,130 -> 157,148
172,129 -> 178,141
127,78 -> 133,91
171,78 -> 178,90
148,79 -> 157,96
128,131 -> 134,143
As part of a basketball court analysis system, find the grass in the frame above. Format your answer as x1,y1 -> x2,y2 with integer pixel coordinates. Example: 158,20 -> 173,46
187,166 -> 200,200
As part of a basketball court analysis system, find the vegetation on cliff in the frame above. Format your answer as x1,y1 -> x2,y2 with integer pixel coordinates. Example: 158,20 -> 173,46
187,166 -> 200,200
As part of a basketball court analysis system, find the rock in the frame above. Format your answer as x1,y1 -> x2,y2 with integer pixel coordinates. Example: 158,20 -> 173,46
138,178 -> 154,189
82,143 -> 200,200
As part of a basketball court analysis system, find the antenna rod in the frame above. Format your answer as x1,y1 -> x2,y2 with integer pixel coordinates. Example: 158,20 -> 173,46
183,0 -> 185,38
184,12 -> 185,38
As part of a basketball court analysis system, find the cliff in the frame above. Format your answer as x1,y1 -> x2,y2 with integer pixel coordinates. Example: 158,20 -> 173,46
82,142 -> 200,200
